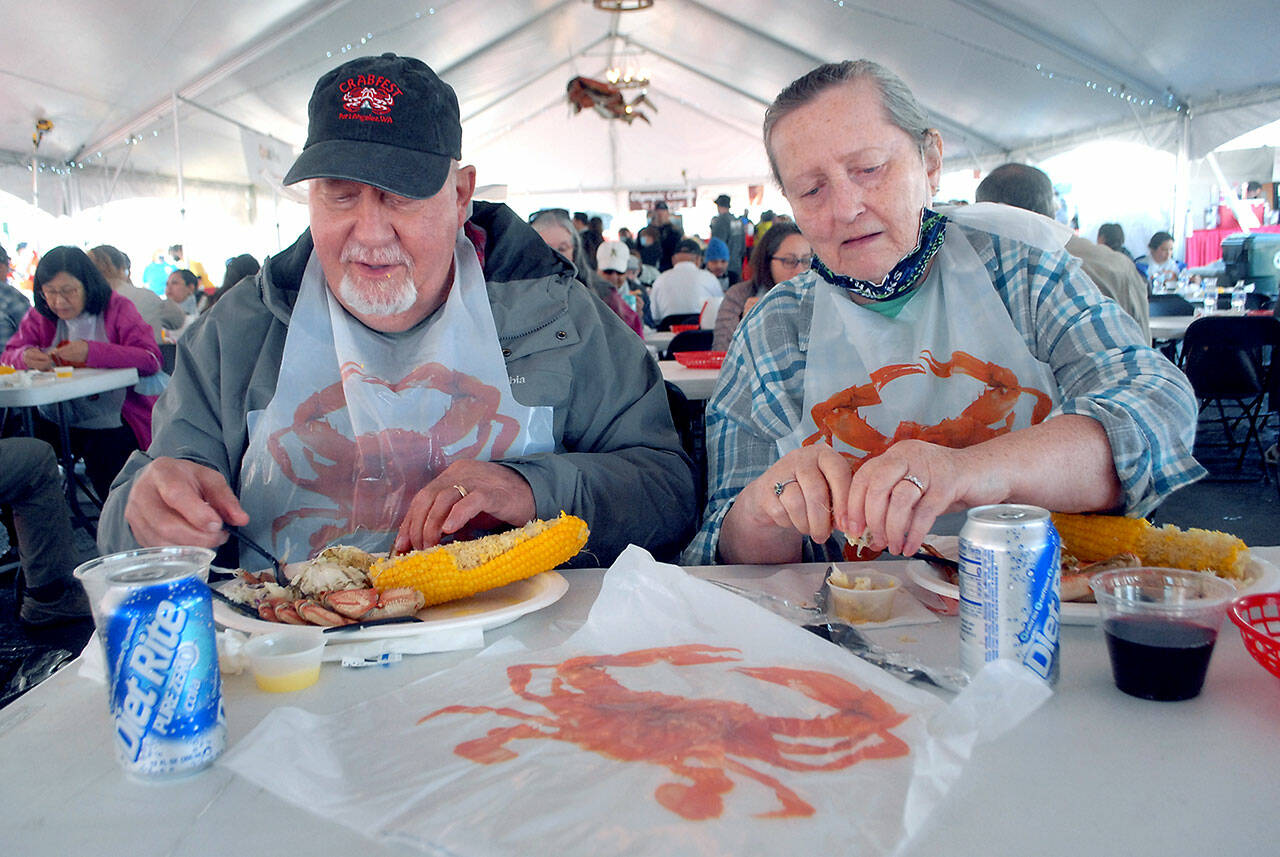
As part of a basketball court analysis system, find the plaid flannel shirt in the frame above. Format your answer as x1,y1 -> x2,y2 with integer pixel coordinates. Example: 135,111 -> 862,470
682,224 -> 1205,565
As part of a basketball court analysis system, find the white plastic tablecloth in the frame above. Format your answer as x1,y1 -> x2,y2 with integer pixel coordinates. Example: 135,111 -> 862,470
2,550 -> 1278,856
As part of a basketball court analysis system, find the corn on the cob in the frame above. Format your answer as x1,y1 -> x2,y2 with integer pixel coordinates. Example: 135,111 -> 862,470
1051,513 -> 1250,580
369,513 -> 589,606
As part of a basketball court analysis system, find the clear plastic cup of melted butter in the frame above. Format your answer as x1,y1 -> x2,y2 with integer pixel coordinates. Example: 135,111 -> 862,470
827,568 -> 901,624
243,629 -> 325,692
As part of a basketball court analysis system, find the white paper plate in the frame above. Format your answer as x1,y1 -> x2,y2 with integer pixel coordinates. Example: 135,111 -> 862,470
212,571 -> 569,641
907,548 -> 1279,626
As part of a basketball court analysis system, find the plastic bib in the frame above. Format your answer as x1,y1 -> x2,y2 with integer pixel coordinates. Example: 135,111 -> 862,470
239,233 -> 554,562
779,215 -> 1061,469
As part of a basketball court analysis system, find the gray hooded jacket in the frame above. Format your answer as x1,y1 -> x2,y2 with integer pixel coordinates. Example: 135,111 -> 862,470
99,202 -> 697,565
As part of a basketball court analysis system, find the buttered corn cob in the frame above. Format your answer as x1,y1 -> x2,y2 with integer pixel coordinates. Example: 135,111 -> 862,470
1051,513 -> 1250,580
370,513 -> 589,606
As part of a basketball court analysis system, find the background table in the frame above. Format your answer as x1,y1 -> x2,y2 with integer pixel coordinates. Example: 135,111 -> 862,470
0,368 -> 139,526
643,329 -> 675,356
658,359 -> 719,401
3,549 -> 1277,856
1149,315 -> 1197,342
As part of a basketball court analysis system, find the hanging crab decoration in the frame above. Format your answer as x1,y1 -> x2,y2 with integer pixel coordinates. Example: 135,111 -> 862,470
567,76 -> 656,125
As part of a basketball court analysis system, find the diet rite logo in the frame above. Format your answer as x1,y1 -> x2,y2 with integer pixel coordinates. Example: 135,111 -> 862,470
338,74 -> 403,123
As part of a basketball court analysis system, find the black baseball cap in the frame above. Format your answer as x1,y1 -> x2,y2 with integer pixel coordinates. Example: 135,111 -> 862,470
283,53 -> 462,199
677,238 -> 703,256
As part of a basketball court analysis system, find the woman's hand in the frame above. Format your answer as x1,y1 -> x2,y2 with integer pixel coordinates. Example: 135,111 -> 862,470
50,339 -> 89,366
840,440 -> 974,558
718,443 -> 853,564
23,347 -> 54,371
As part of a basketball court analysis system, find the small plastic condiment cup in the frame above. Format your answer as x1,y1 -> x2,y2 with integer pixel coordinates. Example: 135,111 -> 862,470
54,365 -> 74,379
1090,568 -> 1237,701
827,569 -> 901,624
243,629 -> 325,693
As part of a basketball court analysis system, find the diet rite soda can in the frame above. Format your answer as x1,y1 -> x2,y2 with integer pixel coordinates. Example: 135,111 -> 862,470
958,504 -> 1060,684
75,547 -> 226,779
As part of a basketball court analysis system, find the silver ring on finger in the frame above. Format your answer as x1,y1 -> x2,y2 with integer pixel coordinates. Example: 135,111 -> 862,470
774,478 -> 798,497
900,474 -> 926,493
452,484 -> 468,499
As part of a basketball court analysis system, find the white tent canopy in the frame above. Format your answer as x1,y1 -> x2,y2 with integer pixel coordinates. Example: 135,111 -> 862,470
2,0 -> 1277,219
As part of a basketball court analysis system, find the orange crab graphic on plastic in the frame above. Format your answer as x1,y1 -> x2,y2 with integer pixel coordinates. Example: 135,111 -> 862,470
267,360 -> 520,552
804,349 -> 1052,464
421,644 -> 909,820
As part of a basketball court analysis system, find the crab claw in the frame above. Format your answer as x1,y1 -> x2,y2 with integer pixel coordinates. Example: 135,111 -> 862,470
295,598 -> 353,626
271,599 -> 309,625
323,588 -> 381,619
361,587 -> 426,620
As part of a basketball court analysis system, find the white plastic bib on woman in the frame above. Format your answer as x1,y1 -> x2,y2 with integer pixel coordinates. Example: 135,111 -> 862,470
240,233 -> 554,562
41,313 -> 124,429
778,204 -> 1068,473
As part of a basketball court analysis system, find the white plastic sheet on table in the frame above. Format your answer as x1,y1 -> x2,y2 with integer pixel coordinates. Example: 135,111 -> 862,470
223,546 -> 1049,856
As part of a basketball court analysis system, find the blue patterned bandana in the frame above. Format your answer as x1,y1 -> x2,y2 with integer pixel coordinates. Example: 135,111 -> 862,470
812,208 -> 948,301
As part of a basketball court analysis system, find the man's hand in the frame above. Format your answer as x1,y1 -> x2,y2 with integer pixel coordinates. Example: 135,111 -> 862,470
23,347 -> 53,371
394,460 -> 537,554
124,457 -> 249,548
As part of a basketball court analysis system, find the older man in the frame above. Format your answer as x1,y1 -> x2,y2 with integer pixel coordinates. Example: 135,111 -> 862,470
974,163 -> 1151,342
99,53 -> 696,566
686,59 -> 1201,566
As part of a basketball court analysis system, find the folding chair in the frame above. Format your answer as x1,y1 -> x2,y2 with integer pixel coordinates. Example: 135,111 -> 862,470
656,312 -> 701,331
1180,315 -> 1280,480
663,329 -> 713,359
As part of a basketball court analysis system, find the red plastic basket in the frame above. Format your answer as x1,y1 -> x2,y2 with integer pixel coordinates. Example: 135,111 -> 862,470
1229,593 -> 1280,679
673,350 -> 726,370
669,324 -> 699,333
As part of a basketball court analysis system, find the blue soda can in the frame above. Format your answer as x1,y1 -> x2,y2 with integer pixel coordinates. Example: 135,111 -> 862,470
81,548 -> 226,779
958,504 -> 1060,684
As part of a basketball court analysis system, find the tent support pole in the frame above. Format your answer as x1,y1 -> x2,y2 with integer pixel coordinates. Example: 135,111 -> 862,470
1173,113 -> 1190,251
172,92 -> 186,230
31,153 -> 38,209
101,142 -> 136,207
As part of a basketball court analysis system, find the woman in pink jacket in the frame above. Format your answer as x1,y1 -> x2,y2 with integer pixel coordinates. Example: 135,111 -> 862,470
2,246 -> 163,500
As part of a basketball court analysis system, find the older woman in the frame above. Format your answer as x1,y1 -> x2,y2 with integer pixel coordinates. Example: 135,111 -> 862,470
712,222 -> 809,351
89,244 -> 185,341
531,210 -> 640,334
684,60 -> 1202,565
2,246 -> 163,499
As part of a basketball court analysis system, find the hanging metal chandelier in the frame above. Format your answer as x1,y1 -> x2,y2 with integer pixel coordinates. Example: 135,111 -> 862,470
592,0 -> 654,11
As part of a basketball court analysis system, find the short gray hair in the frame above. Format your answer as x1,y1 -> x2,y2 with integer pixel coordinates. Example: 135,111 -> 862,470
530,209 -> 590,286
763,59 -> 933,187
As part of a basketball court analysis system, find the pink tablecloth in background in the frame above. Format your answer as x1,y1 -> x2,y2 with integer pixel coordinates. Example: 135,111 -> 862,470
1186,225 -> 1280,267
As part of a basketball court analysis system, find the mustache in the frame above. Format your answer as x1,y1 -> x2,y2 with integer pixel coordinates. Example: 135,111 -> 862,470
340,242 -> 413,268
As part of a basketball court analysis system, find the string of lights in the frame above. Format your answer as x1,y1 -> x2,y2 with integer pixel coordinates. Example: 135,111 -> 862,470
824,0 -> 1182,112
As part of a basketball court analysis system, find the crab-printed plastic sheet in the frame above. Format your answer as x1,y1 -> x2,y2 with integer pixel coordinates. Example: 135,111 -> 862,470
223,546 -> 1049,856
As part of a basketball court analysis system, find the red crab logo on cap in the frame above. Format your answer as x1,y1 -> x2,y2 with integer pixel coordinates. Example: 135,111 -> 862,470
338,74 -> 403,121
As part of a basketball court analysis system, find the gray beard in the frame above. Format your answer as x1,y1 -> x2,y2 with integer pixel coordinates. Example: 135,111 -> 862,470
337,271 -> 418,317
